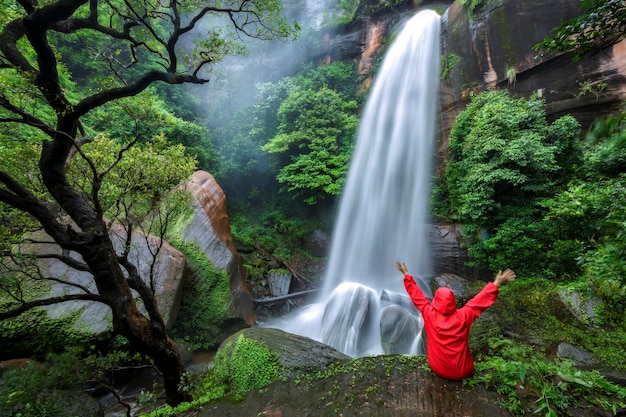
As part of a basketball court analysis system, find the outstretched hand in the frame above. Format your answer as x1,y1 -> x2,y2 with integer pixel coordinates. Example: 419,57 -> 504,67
494,268 -> 516,287
395,261 -> 409,276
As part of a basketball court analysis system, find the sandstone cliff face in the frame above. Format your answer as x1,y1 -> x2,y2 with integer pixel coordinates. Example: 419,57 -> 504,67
319,0 -> 626,173
313,1 -> 454,87
321,1 -> 626,278
182,170 -> 255,324
439,0 -> 626,170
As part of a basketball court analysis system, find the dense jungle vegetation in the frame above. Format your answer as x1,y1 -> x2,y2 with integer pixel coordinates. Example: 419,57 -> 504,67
1,0 -> 626,415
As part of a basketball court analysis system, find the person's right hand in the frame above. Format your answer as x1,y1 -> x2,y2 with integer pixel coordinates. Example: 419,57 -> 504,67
395,261 -> 409,275
494,268 -> 516,287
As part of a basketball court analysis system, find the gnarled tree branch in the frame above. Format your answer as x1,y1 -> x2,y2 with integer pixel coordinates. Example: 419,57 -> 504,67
0,294 -> 107,320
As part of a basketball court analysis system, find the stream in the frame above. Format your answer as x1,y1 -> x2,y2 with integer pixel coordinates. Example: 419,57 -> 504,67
98,350 -> 215,416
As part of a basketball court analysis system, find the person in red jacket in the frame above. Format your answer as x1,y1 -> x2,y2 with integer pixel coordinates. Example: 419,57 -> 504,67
395,261 -> 516,380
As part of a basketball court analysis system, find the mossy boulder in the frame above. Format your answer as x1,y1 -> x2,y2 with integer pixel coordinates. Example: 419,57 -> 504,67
217,327 -> 351,380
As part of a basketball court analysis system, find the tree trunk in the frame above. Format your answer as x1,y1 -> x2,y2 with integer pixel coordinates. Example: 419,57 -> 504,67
34,113 -> 190,404
80,233 -> 190,405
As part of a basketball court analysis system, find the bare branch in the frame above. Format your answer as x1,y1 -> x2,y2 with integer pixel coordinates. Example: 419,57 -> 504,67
0,294 -> 107,320
34,253 -> 91,272
0,171 -> 78,249
64,136 -> 93,173
0,94 -> 57,138
73,70 -> 208,118
94,383 -> 132,417
2,251 -> 93,293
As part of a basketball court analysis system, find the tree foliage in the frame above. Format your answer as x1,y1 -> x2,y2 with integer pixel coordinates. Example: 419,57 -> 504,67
213,61 -> 361,208
0,0 -> 298,406
441,90 -> 582,275
440,89 -> 626,327
444,90 -> 581,230
263,86 -> 358,204
542,113 -> 626,327
212,77 -> 296,205
534,0 -> 626,61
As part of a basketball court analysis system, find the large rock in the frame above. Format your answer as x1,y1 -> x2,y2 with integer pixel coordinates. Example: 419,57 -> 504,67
429,223 -> 491,280
380,304 -> 424,354
557,288 -> 601,325
31,225 -> 185,333
439,0 -> 626,171
320,282 -> 378,356
181,170 -> 255,324
219,327 -> 350,374
202,328 -> 513,417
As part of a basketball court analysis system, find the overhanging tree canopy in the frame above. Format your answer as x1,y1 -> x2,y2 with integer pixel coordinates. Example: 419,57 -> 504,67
0,0 -> 298,406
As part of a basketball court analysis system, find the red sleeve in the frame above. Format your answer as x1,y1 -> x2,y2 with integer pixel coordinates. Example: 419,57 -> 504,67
404,274 -> 431,314
461,281 -> 499,320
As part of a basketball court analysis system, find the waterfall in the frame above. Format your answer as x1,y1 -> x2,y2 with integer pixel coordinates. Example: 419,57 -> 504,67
269,9 -> 441,357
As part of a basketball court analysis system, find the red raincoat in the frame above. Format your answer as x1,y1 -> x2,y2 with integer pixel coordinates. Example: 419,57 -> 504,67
404,274 -> 499,380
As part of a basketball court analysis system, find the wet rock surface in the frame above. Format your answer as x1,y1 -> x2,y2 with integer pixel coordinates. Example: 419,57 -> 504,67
185,355 -> 513,417
439,0 -> 626,170
220,327 -> 350,374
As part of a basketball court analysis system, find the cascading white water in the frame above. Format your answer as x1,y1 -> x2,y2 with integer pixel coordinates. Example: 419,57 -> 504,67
324,9 -> 440,294
270,9 -> 441,357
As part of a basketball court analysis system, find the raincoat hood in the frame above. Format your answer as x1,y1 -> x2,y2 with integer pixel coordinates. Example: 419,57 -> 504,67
432,287 -> 457,315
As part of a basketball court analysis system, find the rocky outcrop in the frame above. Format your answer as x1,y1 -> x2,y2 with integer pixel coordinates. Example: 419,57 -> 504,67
202,327 -> 512,417
439,0 -> 626,171
181,170 -> 255,324
429,223 -> 491,280
558,288 -> 602,325
312,1 -> 454,87
220,327 -> 350,375
30,225 -> 185,333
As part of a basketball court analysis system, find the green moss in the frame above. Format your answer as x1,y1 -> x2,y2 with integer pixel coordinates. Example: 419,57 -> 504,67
163,201 -> 195,241
460,0 -> 502,21
492,7 -> 515,71
303,355 -> 426,383
169,239 -> 236,350
440,53 -> 462,80
214,334 -> 283,397
0,309 -> 98,359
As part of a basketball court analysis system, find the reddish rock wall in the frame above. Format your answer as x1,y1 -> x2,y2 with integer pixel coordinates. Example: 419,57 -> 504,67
183,170 -> 255,324
319,1 -> 626,175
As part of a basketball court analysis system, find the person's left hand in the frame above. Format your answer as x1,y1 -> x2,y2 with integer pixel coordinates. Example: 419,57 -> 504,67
494,268 -> 516,287
395,261 -> 409,275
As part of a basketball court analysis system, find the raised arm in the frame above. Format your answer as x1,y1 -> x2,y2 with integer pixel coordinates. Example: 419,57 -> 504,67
396,261 -> 430,313
463,268 -> 517,318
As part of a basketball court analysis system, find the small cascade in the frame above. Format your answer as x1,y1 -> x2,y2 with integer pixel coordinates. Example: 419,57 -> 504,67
268,9 -> 441,357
